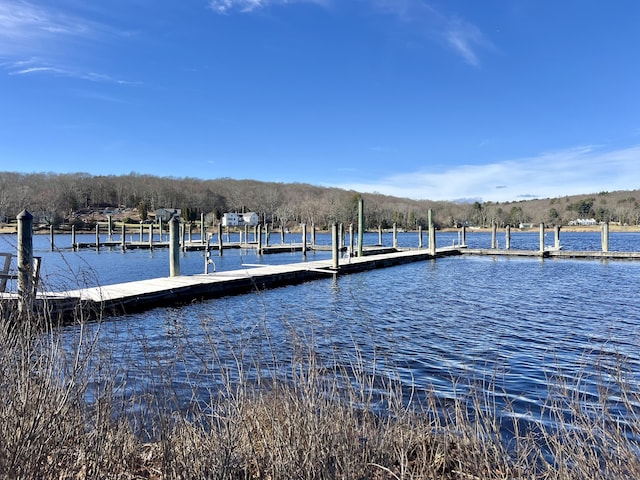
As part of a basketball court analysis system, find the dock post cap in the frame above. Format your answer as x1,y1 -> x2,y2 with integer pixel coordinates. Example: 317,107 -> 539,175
17,209 -> 33,219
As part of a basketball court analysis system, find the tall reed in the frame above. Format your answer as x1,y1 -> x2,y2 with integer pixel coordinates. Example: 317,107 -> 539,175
0,300 -> 639,479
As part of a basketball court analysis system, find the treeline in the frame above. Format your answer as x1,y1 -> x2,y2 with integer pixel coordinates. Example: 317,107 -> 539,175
1,171 -> 639,229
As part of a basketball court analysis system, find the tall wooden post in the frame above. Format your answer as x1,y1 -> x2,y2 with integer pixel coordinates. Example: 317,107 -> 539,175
461,225 -> 467,247
349,223 -> 354,257
158,218 -> 163,243
428,209 -> 436,256
311,223 -> 316,247
392,223 -> 398,249
339,223 -> 344,250
539,223 -> 545,253
17,210 -> 34,315
72,225 -> 76,251
554,225 -> 561,250
200,213 -> 205,245
491,222 -> 497,249
505,225 -> 511,250
265,223 -> 270,246
257,224 -> 263,254
218,223 -> 223,255
281,222 -> 285,244
148,223 -> 153,249
181,223 -> 186,251
107,215 -> 113,241
357,197 -> 364,257
331,223 -> 339,270
95,224 -> 100,251
418,225 -> 423,249
378,225 -> 382,246
602,222 -> 609,252
169,215 -> 180,277
121,224 -> 126,251
139,222 -> 143,242
302,223 -> 307,257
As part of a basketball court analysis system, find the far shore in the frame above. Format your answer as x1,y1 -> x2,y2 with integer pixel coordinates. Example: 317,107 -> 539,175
2,223 -> 640,236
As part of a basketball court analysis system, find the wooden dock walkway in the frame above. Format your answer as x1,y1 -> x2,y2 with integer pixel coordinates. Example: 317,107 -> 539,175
4,242 -> 640,322
463,248 -> 640,260
5,247 -> 459,321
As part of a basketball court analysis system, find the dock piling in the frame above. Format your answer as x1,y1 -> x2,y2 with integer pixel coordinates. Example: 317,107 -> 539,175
357,197 -> 364,257
428,209 -> 436,256
201,213 -> 205,245
602,222 -> 610,252
539,223 -> 545,253
170,215 -> 180,277
332,223 -> 339,270
348,223 -> 353,257
555,226 -> 561,250
302,223 -> 307,257
17,210 -> 34,315
505,225 -> 511,250
491,222 -> 497,249
393,223 -> 398,249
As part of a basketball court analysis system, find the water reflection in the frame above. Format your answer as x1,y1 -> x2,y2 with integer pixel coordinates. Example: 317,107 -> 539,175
56,254 -> 640,442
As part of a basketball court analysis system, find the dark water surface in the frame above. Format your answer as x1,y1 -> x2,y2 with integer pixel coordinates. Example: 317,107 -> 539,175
2,231 -> 640,433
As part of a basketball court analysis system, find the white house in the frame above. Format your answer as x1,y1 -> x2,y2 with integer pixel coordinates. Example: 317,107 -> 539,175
222,212 -> 259,227
221,212 -> 240,227
568,218 -> 597,226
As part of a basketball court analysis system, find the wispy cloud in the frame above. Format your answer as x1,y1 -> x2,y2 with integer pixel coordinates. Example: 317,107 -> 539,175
207,0 -> 329,14
0,0 -> 92,56
0,1 -> 137,84
4,58 -> 137,85
444,17 -> 492,67
370,0 -> 494,67
207,0 -> 493,66
332,145 -> 640,202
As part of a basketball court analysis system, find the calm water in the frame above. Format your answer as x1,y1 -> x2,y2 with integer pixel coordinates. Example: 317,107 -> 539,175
2,230 -> 640,433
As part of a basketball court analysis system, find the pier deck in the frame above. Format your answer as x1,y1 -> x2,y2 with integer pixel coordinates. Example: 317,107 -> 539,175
7,247 -> 459,320
463,248 -> 640,260
4,244 -> 640,322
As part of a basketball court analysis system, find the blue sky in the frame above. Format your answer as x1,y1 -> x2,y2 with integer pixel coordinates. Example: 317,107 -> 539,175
1,0 -> 639,202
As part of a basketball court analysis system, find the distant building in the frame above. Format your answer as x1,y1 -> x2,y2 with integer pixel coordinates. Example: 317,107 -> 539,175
222,212 -> 259,227
154,208 -> 181,222
568,218 -> 597,226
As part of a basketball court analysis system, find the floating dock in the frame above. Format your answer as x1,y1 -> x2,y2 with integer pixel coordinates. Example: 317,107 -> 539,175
2,247 -> 459,321
464,248 -> 640,260
4,243 -> 640,323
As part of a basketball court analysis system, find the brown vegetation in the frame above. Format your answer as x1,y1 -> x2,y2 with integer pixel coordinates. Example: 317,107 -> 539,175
1,172 -> 639,231
1,302 -> 639,479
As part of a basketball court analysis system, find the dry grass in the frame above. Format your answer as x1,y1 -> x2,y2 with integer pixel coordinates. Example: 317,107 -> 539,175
0,305 -> 639,479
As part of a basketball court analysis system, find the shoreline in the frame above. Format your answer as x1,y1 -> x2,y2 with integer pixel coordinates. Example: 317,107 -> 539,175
1,224 -> 640,235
